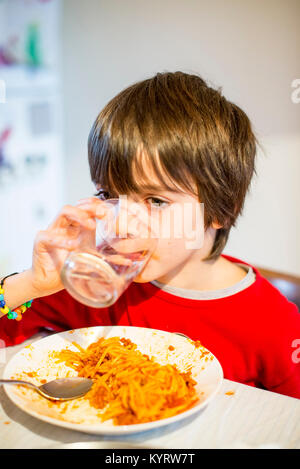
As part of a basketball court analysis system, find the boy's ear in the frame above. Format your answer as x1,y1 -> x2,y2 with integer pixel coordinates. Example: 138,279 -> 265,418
212,221 -> 223,229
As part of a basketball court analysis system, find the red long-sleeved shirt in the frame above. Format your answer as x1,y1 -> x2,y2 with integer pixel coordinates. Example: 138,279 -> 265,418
1,255 -> 300,398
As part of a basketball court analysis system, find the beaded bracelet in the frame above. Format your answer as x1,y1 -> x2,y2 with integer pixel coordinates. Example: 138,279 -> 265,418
0,272 -> 33,321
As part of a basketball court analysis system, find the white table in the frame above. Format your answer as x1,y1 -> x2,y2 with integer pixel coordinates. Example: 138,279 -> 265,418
0,333 -> 300,449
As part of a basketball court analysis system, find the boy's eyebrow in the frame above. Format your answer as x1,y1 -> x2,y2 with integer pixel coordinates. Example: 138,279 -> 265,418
135,184 -> 181,194
95,183 -> 183,194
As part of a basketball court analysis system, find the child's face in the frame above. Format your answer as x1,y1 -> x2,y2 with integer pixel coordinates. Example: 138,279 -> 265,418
132,186 -> 212,283
95,158 -> 216,283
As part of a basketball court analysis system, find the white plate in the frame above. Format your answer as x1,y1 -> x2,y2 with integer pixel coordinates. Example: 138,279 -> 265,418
3,326 -> 223,435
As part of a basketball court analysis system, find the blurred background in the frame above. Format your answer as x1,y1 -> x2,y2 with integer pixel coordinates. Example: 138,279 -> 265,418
0,0 -> 299,277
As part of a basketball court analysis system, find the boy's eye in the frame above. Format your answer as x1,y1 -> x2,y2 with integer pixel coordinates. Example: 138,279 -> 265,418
94,190 -> 112,200
94,191 -> 168,209
147,197 -> 169,209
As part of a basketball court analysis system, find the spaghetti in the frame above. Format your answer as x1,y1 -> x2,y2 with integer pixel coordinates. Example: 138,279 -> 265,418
55,336 -> 199,425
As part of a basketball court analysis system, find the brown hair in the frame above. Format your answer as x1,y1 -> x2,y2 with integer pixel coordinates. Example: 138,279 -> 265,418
88,71 -> 257,260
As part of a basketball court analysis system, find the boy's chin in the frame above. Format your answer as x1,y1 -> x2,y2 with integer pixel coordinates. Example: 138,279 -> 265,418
133,275 -> 152,283
133,270 -> 157,283
133,259 -> 164,283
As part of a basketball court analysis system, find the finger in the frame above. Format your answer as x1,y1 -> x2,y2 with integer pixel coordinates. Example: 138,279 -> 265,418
76,196 -> 100,205
75,200 -> 109,219
35,230 -> 81,251
47,205 -> 98,230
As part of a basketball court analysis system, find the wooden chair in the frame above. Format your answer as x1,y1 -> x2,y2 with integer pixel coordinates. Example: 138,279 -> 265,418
256,266 -> 300,310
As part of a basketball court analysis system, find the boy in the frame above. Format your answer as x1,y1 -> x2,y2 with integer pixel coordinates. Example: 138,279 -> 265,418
1,71 -> 300,398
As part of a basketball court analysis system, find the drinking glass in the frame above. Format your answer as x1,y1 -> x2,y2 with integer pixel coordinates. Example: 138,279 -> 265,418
60,198 -> 157,308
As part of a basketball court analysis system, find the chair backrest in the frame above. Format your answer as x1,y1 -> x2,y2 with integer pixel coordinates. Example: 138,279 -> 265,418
256,266 -> 300,310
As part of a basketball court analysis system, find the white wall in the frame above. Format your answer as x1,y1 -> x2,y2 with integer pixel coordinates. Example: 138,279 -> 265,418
61,0 -> 300,275
0,0 -> 64,276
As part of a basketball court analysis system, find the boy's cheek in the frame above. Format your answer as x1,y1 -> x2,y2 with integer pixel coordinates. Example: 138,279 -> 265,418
134,253 -> 166,283
150,251 -> 160,261
134,244 -> 185,282
134,256 -> 159,283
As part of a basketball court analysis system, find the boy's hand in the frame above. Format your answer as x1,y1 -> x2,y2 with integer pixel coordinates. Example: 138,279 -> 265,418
30,197 -> 107,297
